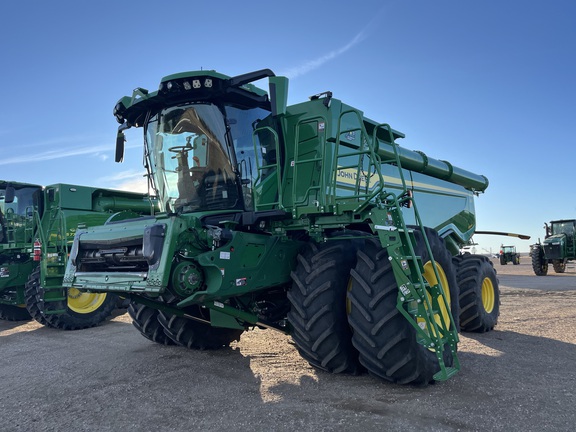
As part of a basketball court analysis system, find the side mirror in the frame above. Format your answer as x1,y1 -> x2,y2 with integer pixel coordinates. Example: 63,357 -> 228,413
4,185 -> 15,204
115,131 -> 125,163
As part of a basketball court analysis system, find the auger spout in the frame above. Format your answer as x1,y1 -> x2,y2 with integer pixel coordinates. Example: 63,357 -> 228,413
376,141 -> 489,192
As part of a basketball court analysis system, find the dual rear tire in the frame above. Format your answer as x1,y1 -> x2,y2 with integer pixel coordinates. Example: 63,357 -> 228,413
289,229 -> 460,385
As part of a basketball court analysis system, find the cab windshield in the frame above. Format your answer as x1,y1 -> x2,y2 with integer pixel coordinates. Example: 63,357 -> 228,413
145,103 -> 270,213
552,221 -> 576,236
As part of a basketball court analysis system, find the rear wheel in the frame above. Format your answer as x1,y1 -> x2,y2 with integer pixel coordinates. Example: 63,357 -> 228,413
347,237 -> 453,385
158,306 -> 243,349
128,301 -> 175,345
24,266 -> 117,330
0,304 -> 31,321
288,238 -> 363,374
531,246 -> 548,276
454,255 -> 499,332
553,259 -> 566,273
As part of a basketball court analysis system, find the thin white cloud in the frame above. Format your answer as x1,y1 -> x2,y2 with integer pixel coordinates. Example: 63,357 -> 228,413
279,6 -> 387,79
0,138 -> 141,166
0,144 -> 111,165
280,31 -> 368,79
99,169 -> 146,183
98,169 -> 149,193
112,178 -> 149,193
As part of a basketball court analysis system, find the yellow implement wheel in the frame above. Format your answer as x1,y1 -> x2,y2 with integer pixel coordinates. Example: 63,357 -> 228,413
423,260 -> 452,328
481,277 -> 495,314
67,288 -> 108,314
412,226 -> 460,333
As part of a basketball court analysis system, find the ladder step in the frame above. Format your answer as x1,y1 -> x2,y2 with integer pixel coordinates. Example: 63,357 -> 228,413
433,366 -> 459,381
44,297 -> 67,303
44,309 -> 67,315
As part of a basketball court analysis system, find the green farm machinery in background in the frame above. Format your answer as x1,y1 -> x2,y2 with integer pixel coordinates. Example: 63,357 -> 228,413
499,245 -> 520,265
64,69 -> 499,384
0,181 -> 155,329
531,219 -> 576,275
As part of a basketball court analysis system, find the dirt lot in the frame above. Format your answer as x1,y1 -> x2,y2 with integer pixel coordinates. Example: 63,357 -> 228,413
1,258 -> 575,432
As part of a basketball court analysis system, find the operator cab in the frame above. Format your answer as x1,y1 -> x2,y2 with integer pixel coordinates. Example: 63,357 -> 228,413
146,102 -> 270,214
0,182 -> 42,244
114,69 -> 288,216
551,220 -> 576,237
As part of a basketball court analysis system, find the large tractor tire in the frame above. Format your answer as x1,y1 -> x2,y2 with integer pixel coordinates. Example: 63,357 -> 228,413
288,237 -> 363,375
128,300 -> 175,345
24,266 -> 117,330
347,236 -> 454,386
499,255 -> 507,265
157,305 -> 243,349
453,255 -> 499,333
531,246 -> 548,276
513,255 -> 520,265
0,304 -> 31,321
552,259 -> 566,273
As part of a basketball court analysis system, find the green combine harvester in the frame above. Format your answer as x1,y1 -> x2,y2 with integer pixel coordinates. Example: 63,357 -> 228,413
0,181 -> 155,329
63,69 -> 498,384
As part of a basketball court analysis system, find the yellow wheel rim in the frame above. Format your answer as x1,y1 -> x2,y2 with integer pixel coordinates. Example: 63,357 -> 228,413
422,261 -> 452,330
346,277 -> 353,315
67,288 -> 107,314
481,277 -> 495,313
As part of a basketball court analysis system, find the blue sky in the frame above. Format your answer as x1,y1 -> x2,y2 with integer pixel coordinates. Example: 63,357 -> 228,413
1,0 -> 574,253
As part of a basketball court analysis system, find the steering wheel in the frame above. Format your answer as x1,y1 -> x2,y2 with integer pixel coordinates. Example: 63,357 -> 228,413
168,145 -> 192,153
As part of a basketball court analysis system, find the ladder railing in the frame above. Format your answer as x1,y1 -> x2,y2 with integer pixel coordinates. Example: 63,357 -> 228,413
329,110 -> 385,214
373,123 -> 459,381
35,207 -> 69,315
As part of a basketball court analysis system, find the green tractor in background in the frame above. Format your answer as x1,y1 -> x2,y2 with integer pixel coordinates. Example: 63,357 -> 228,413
499,245 -> 520,265
64,68 -> 500,385
0,181 -> 155,329
531,219 -> 576,276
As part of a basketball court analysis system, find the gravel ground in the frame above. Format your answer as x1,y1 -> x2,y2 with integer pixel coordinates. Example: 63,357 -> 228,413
1,258 -> 575,432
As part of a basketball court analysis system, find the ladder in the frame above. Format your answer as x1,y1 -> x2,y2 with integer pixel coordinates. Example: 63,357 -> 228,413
371,123 -> 459,381
35,208 -> 69,316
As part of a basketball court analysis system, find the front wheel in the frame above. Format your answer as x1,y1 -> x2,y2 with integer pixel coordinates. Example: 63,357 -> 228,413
157,306 -> 244,349
531,246 -> 548,276
288,238 -> 363,374
347,237 -> 452,385
25,266 -> 117,330
128,301 -> 176,345
0,304 -> 31,321
453,255 -> 500,333
412,227 -> 460,332
553,259 -> 566,273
